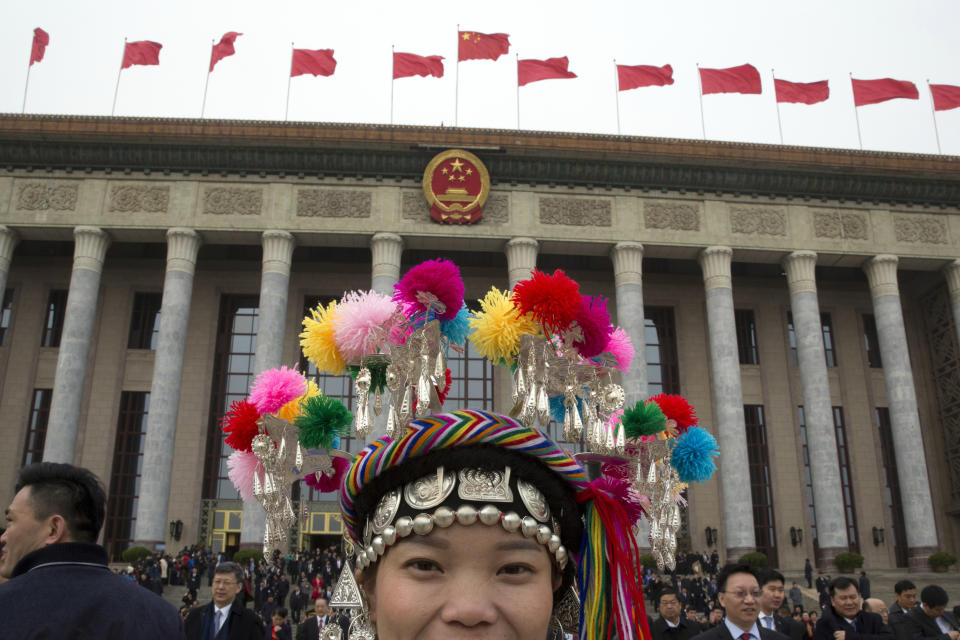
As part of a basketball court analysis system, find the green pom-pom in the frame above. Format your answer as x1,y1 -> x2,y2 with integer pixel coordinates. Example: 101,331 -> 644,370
622,400 -> 667,439
294,395 -> 352,449
348,361 -> 388,394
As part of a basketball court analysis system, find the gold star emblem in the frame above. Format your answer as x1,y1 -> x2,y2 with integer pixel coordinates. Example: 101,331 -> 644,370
449,158 -> 464,172
462,32 -> 472,40
441,167 -> 448,174
458,175 -> 465,182
465,168 -> 473,176
448,174 -> 456,181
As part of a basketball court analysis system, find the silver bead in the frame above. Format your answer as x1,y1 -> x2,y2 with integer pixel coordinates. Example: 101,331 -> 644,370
381,526 -> 397,546
395,516 -> 413,538
372,536 -> 385,556
365,547 -> 376,562
356,554 -> 366,570
479,505 -> 500,526
456,505 -> 478,525
413,513 -> 434,535
501,512 -> 522,533
536,525 -> 552,545
521,517 -> 539,538
434,506 -> 455,528
556,546 -> 568,568
548,534 -> 561,553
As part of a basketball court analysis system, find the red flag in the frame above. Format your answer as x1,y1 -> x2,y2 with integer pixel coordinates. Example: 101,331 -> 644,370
291,49 -> 337,77
210,32 -> 242,72
699,64 -> 762,95
930,84 -> 960,112
458,31 -> 510,62
617,64 -> 673,91
122,41 -> 162,69
518,57 -> 577,87
30,28 -> 49,66
393,52 -> 444,79
851,77 -> 918,107
774,78 -> 829,105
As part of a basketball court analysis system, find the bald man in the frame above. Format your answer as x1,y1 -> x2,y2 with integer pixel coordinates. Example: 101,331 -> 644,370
864,598 -> 889,625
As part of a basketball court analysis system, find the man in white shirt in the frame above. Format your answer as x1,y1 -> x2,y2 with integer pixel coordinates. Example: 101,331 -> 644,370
690,564 -> 789,640
906,585 -> 960,640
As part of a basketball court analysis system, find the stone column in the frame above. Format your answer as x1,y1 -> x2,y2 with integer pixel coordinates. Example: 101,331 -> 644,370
783,251 -> 848,567
698,246 -> 755,561
505,237 -> 538,289
371,232 -> 403,297
43,227 -> 110,463
944,260 -> 960,362
240,230 -> 296,550
865,255 -> 938,570
133,228 -> 202,550
610,242 -> 647,404
0,226 -> 19,299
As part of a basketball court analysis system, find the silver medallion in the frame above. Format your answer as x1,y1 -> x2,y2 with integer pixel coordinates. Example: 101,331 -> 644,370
517,479 -> 551,523
403,466 -> 455,509
371,487 -> 401,534
458,467 -> 513,503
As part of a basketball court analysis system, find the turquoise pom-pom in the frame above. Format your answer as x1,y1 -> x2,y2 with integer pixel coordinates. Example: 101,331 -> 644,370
669,426 -> 719,483
440,307 -> 471,346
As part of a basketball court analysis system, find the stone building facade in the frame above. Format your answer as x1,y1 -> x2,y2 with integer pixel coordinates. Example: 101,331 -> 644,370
1,114 -> 959,572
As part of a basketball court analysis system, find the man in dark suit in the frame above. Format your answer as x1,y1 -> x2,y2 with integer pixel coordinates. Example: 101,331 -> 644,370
690,564 -> 790,640
905,585 -> 960,640
757,569 -> 804,640
296,598 -> 349,640
653,587 -> 703,640
185,561 -> 264,640
813,576 -> 893,640
890,580 -> 918,640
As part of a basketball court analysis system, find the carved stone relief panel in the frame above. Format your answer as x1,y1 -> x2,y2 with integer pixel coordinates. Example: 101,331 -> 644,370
202,187 -> 262,216
643,201 -> 701,231
539,197 -> 612,227
812,209 -> 868,240
483,194 -> 509,224
402,190 -> 427,221
16,181 -> 79,211
109,185 -> 169,213
893,214 -> 948,244
729,205 -> 786,236
296,189 -> 371,218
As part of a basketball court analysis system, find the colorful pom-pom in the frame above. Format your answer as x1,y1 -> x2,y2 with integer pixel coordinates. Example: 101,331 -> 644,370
669,426 -> 719,483
512,269 -> 581,335
439,306 -> 471,346
221,398 -> 261,452
605,327 -> 635,372
573,295 -> 614,359
588,476 -> 646,523
275,379 -> 321,423
622,400 -> 667,439
227,450 -> 262,502
650,393 -> 697,433
333,290 -> 398,363
549,394 -> 566,424
300,301 -> 345,375
249,365 -> 307,415
294,395 -> 353,450
304,456 -> 350,492
467,287 -> 538,366
393,258 -> 465,321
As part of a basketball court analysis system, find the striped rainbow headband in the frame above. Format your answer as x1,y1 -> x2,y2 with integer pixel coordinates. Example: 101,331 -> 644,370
339,409 -> 588,545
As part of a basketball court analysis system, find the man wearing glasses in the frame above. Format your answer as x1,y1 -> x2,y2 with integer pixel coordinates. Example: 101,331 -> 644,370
691,564 -> 790,640
813,576 -> 893,640
185,561 -> 264,640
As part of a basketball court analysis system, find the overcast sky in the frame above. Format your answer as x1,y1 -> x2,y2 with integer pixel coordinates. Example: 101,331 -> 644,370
2,0 -> 959,155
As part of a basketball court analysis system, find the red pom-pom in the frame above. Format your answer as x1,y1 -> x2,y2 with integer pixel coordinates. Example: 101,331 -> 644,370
303,456 -> 350,493
649,393 -> 697,433
573,295 -> 614,358
512,269 -> 581,334
221,398 -> 261,452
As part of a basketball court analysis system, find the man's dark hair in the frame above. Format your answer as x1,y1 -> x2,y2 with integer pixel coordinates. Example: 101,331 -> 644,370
758,568 -> 785,588
717,563 -> 758,593
829,576 -> 859,596
275,607 -> 288,619
15,462 -> 105,542
921,585 -> 949,608
214,561 -> 244,584
895,580 -> 917,595
659,586 -> 683,605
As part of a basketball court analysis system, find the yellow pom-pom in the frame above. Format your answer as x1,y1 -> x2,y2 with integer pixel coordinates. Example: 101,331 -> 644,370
467,287 -> 538,366
275,379 -> 321,422
300,301 -> 345,376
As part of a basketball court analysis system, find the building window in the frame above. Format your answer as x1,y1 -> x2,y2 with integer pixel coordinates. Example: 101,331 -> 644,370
735,309 -> 760,365
646,307 -> 681,396
0,288 -> 13,346
863,314 -> 883,368
445,304 -> 494,411
104,392 -> 149,561
41,289 -> 67,348
21,389 -> 52,466
203,296 -> 259,500
128,292 -> 162,349
787,312 -> 837,367
744,405 -> 777,567
876,407 -> 907,567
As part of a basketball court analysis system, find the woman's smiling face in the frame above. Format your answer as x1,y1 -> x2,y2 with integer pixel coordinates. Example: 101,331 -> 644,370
362,522 -> 559,640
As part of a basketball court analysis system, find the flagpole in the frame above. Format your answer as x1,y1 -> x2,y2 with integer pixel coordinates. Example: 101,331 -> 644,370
284,43 -> 294,121
21,48 -> 33,114
927,79 -> 943,155
772,68 -> 784,145
696,63 -> 706,140
850,73 -> 863,150
111,37 -> 127,116
390,45 -> 395,125
516,53 -> 520,129
454,24 -> 460,127
613,59 -> 621,135
201,39 -> 214,119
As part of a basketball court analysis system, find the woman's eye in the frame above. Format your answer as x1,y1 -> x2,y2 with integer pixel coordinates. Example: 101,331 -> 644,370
405,559 -> 442,573
498,564 -> 534,576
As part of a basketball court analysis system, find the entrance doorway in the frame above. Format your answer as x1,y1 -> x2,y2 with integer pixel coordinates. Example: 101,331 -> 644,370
225,532 -> 240,559
309,534 -> 340,552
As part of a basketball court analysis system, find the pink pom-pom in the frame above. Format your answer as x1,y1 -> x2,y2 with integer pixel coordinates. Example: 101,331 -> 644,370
227,450 -> 263,502
589,476 -> 646,522
303,456 -> 350,493
573,295 -> 613,359
333,290 -> 398,362
605,327 -> 635,372
249,366 -> 307,415
393,259 -> 464,321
